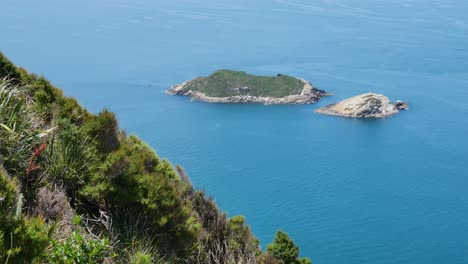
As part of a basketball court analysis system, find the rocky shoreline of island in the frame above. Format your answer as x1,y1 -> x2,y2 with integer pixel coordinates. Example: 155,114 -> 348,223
315,93 -> 408,118
166,78 -> 330,105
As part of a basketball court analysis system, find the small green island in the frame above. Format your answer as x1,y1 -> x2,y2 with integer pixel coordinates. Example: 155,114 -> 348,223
166,69 -> 329,104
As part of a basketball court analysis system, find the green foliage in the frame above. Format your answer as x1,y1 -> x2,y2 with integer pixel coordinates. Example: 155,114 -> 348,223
267,231 -> 311,264
0,168 -> 53,263
129,251 -> 153,264
125,243 -> 166,264
57,96 -> 90,125
228,215 -> 260,254
72,214 -> 82,225
0,78 -> 63,211
82,135 -> 199,253
44,119 -> 96,193
186,70 -> 304,98
45,231 -> 112,264
0,216 -> 52,263
0,53 -> 22,82
0,168 -> 16,262
187,190 -> 260,263
0,79 -> 35,176
33,77 -> 62,117
297,258 -> 312,264
0,168 -> 17,218
82,109 -> 120,153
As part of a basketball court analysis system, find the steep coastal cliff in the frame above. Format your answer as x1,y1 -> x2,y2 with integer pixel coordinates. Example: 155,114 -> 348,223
0,53 -> 310,263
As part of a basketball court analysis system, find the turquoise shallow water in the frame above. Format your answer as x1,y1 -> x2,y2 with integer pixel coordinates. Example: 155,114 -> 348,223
2,0 -> 468,263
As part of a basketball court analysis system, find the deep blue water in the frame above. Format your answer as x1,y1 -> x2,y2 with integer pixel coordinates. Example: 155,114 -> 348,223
2,0 -> 468,263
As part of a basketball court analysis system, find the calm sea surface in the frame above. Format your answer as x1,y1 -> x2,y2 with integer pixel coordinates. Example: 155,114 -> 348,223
2,0 -> 468,263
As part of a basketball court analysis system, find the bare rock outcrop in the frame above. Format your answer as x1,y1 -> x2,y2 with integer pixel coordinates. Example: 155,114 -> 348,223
315,93 -> 408,118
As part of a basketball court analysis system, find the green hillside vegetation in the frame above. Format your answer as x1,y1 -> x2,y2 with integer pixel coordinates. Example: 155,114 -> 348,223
185,70 -> 305,98
0,52 -> 310,263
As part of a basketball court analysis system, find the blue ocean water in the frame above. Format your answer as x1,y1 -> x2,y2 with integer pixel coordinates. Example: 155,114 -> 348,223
2,0 -> 468,263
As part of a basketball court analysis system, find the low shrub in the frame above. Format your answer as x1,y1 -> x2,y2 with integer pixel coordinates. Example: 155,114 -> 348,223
45,231 -> 112,264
